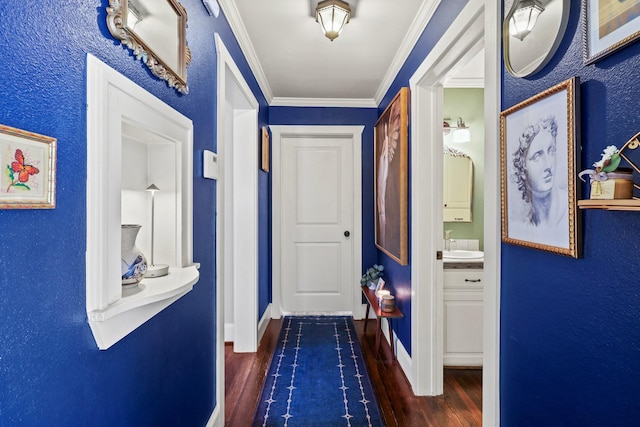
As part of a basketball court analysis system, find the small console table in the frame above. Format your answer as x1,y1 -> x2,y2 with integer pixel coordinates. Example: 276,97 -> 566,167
361,285 -> 404,361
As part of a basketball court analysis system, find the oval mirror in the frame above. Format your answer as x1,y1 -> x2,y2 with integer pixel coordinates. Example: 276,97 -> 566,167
504,0 -> 570,78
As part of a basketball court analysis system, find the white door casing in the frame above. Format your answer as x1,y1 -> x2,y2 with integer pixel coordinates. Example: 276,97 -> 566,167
217,48 -> 259,354
271,126 -> 363,318
409,2 -> 483,397
214,33 -> 259,425
282,136 -> 353,312
408,1 -> 500,425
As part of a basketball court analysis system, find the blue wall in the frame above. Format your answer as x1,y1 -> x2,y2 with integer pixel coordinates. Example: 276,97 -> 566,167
372,0 -> 468,354
0,1 -> 267,424
501,4 -> 640,426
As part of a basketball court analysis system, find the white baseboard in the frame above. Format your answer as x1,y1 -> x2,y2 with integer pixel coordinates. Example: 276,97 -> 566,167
224,323 -> 234,342
206,404 -> 220,427
379,318 -> 413,392
258,304 -> 272,342
280,311 -> 355,316
363,303 -> 375,319
444,354 -> 483,367
395,336 -> 413,387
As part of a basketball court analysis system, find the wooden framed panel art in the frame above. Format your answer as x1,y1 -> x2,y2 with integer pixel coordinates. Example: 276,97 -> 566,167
1,124 -> 57,209
500,77 -> 581,258
374,87 -> 409,265
583,0 -> 640,64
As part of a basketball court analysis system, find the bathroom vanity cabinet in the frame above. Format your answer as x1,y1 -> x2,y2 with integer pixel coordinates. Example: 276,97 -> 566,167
443,266 -> 483,366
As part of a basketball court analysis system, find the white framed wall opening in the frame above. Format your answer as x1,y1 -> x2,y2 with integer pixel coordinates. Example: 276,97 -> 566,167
212,33 -> 260,426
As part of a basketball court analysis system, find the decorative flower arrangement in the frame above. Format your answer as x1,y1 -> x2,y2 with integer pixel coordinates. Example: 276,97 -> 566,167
579,145 -> 634,199
360,264 -> 384,286
593,145 -> 621,172
579,145 -> 629,182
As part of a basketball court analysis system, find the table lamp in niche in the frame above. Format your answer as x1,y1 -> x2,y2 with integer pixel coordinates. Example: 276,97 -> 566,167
145,184 -> 169,278
121,224 -> 147,287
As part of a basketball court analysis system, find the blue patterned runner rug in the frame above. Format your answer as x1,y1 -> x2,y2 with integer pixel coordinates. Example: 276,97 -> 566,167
252,316 -> 385,427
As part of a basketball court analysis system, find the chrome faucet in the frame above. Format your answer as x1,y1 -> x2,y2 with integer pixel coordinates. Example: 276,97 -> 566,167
444,230 -> 454,251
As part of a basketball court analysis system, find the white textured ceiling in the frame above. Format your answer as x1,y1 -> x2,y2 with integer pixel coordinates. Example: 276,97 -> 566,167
219,0 -> 439,107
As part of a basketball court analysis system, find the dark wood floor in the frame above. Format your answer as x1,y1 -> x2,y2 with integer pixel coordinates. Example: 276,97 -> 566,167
225,318 -> 482,426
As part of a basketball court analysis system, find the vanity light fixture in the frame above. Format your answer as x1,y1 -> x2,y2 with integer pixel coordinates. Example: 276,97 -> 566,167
443,120 -> 454,145
443,117 -> 471,144
509,0 -> 545,41
453,117 -> 471,143
316,0 -> 351,41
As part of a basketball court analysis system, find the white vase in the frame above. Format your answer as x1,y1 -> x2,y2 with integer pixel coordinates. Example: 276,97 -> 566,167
121,224 -> 147,287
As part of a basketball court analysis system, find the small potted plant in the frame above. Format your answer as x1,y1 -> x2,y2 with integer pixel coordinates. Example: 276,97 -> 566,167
360,264 -> 384,289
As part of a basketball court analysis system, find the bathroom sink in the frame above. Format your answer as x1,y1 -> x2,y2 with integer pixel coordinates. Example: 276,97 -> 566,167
443,250 -> 484,260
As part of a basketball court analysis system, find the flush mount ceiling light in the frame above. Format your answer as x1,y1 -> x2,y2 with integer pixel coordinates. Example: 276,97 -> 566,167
509,0 -> 545,41
315,0 -> 351,41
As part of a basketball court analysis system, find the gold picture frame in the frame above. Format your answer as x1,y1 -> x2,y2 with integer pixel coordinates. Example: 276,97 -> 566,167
500,77 -> 581,258
261,127 -> 269,172
583,0 -> 640,64
0,124 -> 57,209
374,87 -> 409,265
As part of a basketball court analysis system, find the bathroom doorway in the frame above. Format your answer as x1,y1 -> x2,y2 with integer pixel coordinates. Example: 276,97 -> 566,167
441,51 -> 485,368
408,4 -> 501,426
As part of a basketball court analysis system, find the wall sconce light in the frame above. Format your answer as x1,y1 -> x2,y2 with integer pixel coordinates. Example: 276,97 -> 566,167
316,0 -> 351,41
508,0 -> 545,41
443,120 -> 454,145
145,184 -> 169,278
443,117 -> 471,144
453,117 -> 471,143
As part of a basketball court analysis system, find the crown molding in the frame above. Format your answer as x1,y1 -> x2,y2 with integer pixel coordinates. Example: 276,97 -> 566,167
443,77 -> 485,88
270,97 -> 377,108
219,0 -> 441,108
373,0 -> 441,105
217,0 -> 274,102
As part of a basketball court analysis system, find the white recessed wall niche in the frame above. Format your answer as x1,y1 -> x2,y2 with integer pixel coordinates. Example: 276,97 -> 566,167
86,54 -> 198,350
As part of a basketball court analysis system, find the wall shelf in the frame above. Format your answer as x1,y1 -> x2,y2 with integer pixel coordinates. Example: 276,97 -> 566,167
88,266 -> 199,349
88,266 -> 199,322
578,199 -> 640,211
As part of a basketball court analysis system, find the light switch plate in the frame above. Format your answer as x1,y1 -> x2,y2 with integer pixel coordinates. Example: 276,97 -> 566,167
203,150 -> 218,180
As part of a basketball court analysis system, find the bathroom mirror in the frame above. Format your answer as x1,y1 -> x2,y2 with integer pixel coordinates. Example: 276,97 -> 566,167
107,0 -> 190,93
504,0 -> 570,78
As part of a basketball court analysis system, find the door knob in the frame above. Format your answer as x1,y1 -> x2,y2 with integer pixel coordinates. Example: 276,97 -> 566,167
344,230 -> 350,237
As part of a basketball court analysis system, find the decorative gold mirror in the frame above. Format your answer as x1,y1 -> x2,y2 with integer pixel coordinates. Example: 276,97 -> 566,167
107,0 -> 190,94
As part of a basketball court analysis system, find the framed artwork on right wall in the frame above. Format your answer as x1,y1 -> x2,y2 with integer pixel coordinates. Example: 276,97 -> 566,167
500,77 -> 582,258
583,0 -> 640,64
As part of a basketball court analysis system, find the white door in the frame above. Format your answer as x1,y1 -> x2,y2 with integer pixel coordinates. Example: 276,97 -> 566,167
280,134 -> 355,313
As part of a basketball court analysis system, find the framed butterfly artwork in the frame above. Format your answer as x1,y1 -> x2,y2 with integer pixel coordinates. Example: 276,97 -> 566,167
0,124 -> 57,209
